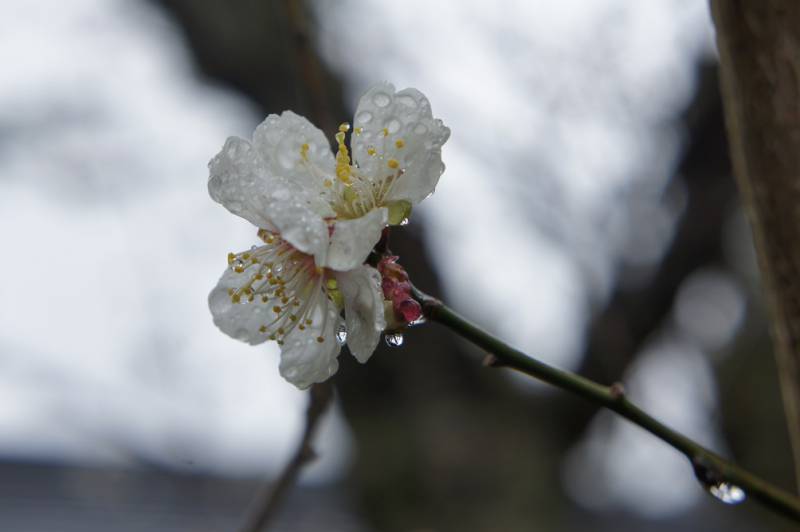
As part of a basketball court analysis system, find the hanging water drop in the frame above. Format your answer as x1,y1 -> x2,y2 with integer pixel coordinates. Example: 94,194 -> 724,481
693,458 -> 746,506
336,324 -> 348,345
408,315 -> 427,327
385,332 -> 404,347
708,482 -> 746,505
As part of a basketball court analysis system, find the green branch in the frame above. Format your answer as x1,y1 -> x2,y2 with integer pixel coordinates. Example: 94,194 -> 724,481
412,285 -> 800,523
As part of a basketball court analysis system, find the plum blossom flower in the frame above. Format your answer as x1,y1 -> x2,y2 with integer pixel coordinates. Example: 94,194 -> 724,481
208,231 -> 385,389
208,82 -> 450,269
207,82 -> 448,388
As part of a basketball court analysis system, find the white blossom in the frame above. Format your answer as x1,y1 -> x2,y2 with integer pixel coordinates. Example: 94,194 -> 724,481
209,233 -> 385,389
207,83 -> 448,388
208,82 -> 450,267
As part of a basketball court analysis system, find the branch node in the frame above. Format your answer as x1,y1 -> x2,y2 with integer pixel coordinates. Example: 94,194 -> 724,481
609,382 -> 626,400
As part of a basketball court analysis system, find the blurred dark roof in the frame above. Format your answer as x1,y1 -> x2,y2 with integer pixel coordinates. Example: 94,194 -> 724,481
0,459 -> 365,532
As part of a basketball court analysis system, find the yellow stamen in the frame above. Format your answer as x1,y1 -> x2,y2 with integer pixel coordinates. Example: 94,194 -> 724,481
335,123 -> 352,184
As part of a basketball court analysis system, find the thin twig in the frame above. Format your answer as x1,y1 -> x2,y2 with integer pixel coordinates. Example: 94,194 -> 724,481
239,382 -> 334,532
411,285 -> 800,523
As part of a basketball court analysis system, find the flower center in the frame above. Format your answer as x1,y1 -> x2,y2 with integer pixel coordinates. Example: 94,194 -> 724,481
226,231 -> 340,345
300,123 -> 408,220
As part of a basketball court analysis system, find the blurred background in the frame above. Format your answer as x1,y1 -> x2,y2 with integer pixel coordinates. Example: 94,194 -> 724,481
0,0 -> 795,530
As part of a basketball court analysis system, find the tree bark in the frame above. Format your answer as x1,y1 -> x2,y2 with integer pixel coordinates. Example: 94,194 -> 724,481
711,0 -> 800,490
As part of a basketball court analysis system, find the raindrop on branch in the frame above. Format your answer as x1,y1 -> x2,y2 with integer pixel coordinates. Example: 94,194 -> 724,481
385,332 -> 404,347
692,458 -> 746,506
708,482 -> 746,505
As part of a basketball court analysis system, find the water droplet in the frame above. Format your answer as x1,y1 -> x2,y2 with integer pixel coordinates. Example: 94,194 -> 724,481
277,149 -> 295,170
386,118 -> 401,134
336,324 -> 347,345
385,332 -> 404,347
399,217 -> 409,226
373,92 -> 391,107
408,315 -> 427,327
230,258 -> 245,271
693,458 -> 746,506
356,110 -> 373,124
271,188 -> 290,201
396,94 -> 417,108
708,482 -> 746,505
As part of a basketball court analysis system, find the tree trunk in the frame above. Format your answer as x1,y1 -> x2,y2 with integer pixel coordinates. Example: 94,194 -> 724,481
711,0 -> 800,490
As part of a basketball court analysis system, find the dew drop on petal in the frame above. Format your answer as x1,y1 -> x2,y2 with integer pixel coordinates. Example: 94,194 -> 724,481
336,323 -> 348,345
277,150 -> 295,170
372,92 -> 391,107
386,118 -> 401,134
230,258 -> 246,271
271,188 -> 290,201
395,95 -> 417,108
385,332 -> 404,347
708,483 -> 746,505
356,110 -> 373,124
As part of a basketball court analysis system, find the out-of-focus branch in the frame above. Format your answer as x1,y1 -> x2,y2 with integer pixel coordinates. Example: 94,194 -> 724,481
412,285 -> 800,523
711,0 -> 800,491
239,382 -> 334,532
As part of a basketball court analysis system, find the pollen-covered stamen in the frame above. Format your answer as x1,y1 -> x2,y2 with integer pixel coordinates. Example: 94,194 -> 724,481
294,120 -> 407,220
225,232 -> 338,345
335,122 -> 352,184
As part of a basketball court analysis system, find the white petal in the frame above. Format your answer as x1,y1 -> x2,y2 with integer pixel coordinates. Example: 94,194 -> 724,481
352,83 -> 450,204
280,299 -> 342,389
208,136 -> 278,231
208,136 -> 330,262
208,260 -> 274,346
209,243 -> 345,389
325,207 -> 388,271
252,111 -> 337,201
336,265 -> 386,363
